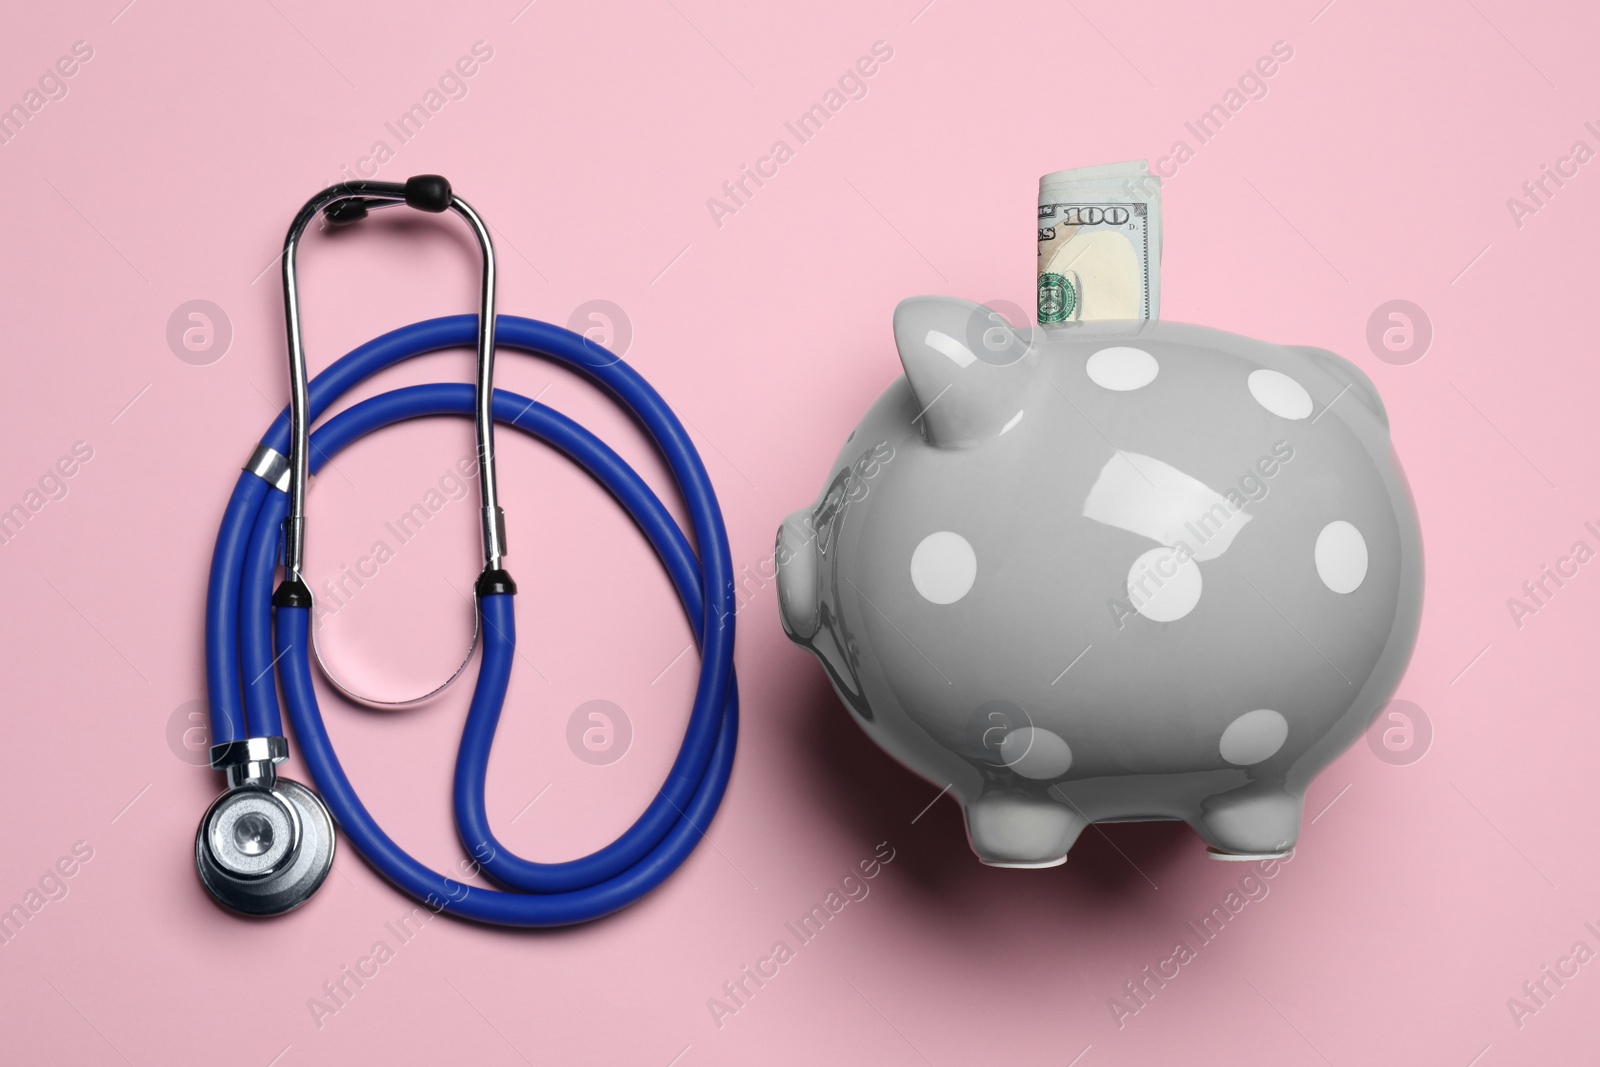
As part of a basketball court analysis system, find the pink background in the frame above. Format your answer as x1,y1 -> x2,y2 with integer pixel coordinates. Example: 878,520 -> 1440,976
2,0 -> 1597,1063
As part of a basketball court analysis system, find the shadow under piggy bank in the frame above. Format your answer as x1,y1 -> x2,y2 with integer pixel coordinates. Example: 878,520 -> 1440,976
790,664 -> 1197,911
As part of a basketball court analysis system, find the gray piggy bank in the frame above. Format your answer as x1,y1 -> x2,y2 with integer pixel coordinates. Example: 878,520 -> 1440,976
776,296 -> 1422,866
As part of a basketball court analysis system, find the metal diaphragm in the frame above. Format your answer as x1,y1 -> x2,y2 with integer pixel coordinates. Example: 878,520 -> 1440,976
195,778 -> 335,916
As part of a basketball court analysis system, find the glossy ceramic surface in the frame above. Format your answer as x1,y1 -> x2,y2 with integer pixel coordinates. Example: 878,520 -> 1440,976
777,296 -> 1423,866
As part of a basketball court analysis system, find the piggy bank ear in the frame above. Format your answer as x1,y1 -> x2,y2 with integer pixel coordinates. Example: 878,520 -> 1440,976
1292,345 -> 1388,430
893,296 -> 1037,448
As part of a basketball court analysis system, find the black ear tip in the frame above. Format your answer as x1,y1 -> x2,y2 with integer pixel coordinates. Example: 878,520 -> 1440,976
404,175 -> 452,212
324,199 -> 369,226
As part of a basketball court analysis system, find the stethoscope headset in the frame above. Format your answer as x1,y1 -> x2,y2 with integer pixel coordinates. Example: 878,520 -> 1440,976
196,176 -> 738,926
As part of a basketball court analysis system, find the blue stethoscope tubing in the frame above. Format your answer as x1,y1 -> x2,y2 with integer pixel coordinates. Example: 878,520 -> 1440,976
204,313 -> 739,926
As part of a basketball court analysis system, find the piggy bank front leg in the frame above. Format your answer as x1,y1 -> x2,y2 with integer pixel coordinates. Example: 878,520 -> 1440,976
1192,782 -> 1302,860
964,790 -> 1089,868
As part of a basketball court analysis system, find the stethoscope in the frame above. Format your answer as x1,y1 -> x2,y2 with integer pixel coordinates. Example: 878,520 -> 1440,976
195,176 -> 739,925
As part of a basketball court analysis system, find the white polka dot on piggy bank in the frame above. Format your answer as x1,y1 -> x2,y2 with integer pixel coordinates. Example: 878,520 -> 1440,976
775,296 -> 1422,868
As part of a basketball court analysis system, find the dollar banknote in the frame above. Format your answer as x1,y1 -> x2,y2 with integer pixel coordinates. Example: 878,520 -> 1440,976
1037,161 -> 1162,323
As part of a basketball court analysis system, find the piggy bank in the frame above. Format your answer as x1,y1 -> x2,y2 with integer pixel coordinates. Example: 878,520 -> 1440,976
776,296 -> 1422,866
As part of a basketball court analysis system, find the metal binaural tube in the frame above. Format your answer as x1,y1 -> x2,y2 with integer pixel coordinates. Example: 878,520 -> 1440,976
279,181 -> 409,582
449,196 -> 506,568
277,178 -> 504,582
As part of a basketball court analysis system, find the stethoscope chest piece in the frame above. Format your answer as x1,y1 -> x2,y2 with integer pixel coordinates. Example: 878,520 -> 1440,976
195,777 -> 335,917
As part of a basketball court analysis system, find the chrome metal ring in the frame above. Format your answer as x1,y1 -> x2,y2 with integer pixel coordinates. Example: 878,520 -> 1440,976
195,778 -> 335,916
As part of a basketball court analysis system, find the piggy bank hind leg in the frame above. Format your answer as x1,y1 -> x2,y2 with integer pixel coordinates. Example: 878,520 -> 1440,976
1191,782 -> 1301,860
964,791 -> 1088,868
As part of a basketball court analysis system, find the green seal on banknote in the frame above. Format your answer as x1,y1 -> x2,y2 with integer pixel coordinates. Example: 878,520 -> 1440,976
1037,272 -> 1075,324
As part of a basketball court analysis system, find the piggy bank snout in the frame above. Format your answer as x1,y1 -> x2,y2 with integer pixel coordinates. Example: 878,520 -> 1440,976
775,510 -> 820,640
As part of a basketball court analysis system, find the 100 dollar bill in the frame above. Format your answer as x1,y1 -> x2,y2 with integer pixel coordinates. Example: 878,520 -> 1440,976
1037,161 -> 1162,323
